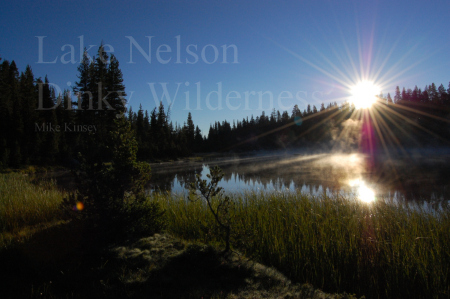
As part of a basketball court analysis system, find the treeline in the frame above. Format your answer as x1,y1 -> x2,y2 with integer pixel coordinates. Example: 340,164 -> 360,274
206,102 -> 342,152
127,105 -> 203,160
0,46 -> 129,168
0,60 -> 61,167
377,84 -> 450,148
0,47 -> 205,168
205,84 -> 450,152
1,46 -> 450,168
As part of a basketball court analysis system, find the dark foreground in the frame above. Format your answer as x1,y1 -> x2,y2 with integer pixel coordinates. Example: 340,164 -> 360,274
0,220 -> 359,299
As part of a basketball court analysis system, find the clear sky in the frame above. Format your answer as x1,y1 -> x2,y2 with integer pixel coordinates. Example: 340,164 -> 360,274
1,0 -> 449,135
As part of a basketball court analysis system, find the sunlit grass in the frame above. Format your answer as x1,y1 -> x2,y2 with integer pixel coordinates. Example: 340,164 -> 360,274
0,173 -> 67,235
156,190 -> 450,298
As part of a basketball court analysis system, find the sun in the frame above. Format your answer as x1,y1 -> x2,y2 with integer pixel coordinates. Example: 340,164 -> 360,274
349,81 -> 380,109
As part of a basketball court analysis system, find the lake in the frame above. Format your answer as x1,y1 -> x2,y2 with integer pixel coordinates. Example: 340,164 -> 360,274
149,149 -> 450,203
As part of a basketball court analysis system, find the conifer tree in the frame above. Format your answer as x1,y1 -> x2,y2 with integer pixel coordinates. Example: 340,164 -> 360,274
72,45 -> 127,163
186,112 -> 195,149
394,86 -> 401,103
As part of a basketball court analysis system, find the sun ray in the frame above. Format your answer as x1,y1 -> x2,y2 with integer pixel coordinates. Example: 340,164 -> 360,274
305,42 -> 354,86
393,103 -> 450,124
220,105 -> 343,152
308,14 -> 361,86
262,35 -> 354,87
370,104 -> 406,151
378,44 -> 434,86
354,16 -> 365,81
363,109 -> 375,157
367,104 -> 400,180
370,102 -> 428,183
329,2 -> 364,84
374,104 -> 422,147
248,14 -> 448,164
364,19 -> 377,80
372,37 -> 402,82
340,34 -> 362,83
330,107 -> 362,152
379,104 -> 450,145
291,108 -> 344,142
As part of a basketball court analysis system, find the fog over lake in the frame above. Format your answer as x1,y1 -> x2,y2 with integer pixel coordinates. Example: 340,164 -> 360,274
149,149 -> 450,203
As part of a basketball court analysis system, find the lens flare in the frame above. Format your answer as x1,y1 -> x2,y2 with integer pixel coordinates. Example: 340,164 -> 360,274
75,202 -> 84,211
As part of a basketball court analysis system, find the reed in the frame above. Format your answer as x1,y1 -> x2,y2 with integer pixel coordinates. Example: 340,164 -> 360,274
157,190 -> 450,298
0,173 -> 66,233
2,172 -> 448,298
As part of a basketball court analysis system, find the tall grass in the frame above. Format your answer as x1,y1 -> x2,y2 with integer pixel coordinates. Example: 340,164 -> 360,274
0,173 -> 66,233
1,171 -> 448,297
156,191 -> 450,298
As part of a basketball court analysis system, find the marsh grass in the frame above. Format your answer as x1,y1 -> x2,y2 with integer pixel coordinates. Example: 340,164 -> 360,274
157,191 -> 450,298
0,173 -> 66,235
1,171 -> 448,298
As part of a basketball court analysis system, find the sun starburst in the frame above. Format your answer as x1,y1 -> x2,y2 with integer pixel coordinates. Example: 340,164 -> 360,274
349,81 -> 381,109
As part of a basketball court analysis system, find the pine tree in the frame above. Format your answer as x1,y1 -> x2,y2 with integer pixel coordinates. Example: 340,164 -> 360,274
136,104 -> 145,144
394,86 -> 401,103
194,125 -> 203,152
74,115 -> 165,237
155,102 -> 170,157
438,84 -> 448,106
428,83 -> 439,104
320,103 -> 325,111
186,112 -> 195,149
72,45 -> 127,163
386,93 -> 393,104
106,54 -> 126,120
36,76 -> 59,163
73,50 -> 93,115
0,60 -> 13,166
20,66 -> 39,163
281,111 -> 290,124
10,62 -> 23,166
291,104 -> 301,118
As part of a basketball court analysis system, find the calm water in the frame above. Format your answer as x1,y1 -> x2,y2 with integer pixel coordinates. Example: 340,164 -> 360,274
149,150 -> 450,203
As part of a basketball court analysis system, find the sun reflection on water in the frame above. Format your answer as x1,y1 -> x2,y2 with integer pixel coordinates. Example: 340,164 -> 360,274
349,179 -> 376,203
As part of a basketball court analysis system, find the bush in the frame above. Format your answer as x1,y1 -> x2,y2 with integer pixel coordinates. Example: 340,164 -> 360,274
70,117 -> 166,238
189,166 -> 233,253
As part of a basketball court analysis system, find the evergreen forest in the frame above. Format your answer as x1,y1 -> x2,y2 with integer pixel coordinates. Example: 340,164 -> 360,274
1,46 -> 450,168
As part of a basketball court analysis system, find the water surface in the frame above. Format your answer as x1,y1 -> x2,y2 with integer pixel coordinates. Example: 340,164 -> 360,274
149,150 -> 450,203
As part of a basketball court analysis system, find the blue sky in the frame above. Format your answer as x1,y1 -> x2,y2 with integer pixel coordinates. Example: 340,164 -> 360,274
1,0 -> 449,135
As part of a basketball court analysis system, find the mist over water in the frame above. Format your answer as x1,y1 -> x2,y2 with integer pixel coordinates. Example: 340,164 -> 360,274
150,150 -> 450,203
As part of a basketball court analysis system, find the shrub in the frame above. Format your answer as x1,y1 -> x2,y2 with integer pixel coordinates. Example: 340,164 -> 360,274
189,166 -> 233,253
70,117 -> 166,238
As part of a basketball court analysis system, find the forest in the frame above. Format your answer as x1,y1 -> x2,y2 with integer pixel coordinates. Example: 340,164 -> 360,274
1,45 -> 450,168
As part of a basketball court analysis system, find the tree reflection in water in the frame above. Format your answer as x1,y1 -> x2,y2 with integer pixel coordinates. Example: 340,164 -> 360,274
149,152 -> 450,204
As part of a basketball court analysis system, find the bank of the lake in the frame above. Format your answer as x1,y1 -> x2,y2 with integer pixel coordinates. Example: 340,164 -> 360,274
0,172 -> 360,298
1,169 -> 449,298
157,190 -> 450,298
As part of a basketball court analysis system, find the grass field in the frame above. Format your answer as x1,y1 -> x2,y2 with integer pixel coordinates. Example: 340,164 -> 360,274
157,191 -> 450,298
0,172 -> 67,246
